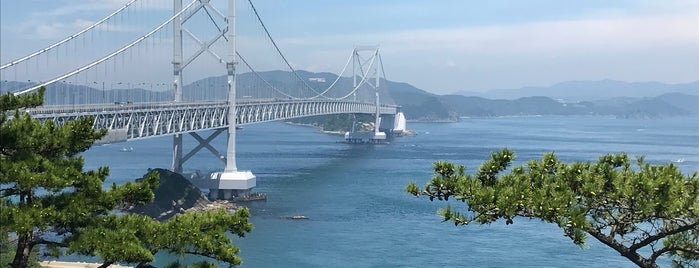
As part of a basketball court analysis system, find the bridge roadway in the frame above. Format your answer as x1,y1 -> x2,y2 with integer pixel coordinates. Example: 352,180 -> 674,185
25,98 -> 398,142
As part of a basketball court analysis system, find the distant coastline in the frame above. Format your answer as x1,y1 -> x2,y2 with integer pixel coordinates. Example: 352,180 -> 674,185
406,119 -> 459,123
284,121 -> 346,135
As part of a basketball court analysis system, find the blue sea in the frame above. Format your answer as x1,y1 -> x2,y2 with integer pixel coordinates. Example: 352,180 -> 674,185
82,115 -> 699,267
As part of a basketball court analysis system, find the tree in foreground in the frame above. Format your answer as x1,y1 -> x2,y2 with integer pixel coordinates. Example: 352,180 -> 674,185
406,148 -> 698,268
0,88 -> 252,268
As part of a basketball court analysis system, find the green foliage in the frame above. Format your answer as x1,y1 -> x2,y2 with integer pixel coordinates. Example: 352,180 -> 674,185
287,114 -> 375,132
0,88 -> 44,111
68,208 -> 252,266
407,148 -> 699,268
1,87 -> 252,267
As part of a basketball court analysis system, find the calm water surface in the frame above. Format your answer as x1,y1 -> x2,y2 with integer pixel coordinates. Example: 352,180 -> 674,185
82,116 -> 699,267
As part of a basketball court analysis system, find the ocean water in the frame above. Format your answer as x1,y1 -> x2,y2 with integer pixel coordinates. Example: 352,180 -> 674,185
82,115 -> 699,267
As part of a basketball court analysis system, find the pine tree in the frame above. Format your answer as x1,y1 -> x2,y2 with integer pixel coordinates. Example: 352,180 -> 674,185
407,148 -> 699,268
1,88 -> 252,267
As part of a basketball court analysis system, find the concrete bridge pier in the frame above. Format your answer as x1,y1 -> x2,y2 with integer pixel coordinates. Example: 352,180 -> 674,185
207,170 -> 255,200
206,0 -> 256,200
344,112 -> 406,143
379,112 -> 406,136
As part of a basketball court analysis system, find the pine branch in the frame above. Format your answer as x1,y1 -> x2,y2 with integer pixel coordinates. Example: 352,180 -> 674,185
629,221 -> 699,252
586,227 -> 657,268
0,187 -> 19,198
34,238 -> 68,248
649,246 -> 699,263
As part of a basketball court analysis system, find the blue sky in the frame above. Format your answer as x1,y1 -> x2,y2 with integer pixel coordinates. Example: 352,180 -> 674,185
1,0 -> 697,94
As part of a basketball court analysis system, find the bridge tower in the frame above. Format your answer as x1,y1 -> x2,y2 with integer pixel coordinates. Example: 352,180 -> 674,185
210,0 -> 256,200
171,0 -> 255,200
345,47 -> 388,143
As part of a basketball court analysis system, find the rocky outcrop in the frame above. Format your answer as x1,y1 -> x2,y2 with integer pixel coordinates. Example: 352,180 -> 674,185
128,169 -> 236,221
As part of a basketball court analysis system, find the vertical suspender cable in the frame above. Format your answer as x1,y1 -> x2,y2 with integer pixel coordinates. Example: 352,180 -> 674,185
1,0 -> 140,70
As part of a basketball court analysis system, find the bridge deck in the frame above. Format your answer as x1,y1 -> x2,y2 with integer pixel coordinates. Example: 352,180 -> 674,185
25,99 -> 398,142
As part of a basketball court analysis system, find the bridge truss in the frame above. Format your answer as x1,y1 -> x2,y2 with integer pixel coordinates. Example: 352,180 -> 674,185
27,99 -> 397,142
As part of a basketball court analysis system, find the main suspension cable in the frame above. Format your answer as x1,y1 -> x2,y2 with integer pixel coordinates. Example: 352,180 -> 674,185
14,0 -> 199,95
236,52 -> 297,99
246,0 -> 321,96
1,0 -> 140,70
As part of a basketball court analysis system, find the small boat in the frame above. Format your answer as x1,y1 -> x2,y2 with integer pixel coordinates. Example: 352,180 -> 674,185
283,215 -> 309,220
119,147 -> 133,152
672,158 -> 685,163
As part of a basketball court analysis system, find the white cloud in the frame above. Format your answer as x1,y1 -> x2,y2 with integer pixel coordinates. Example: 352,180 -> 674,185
32,19 -> 95,40
354,13 -> 696,55
275,11 -> 698,92
16,0 -> 171,41
32,0 -> 170,18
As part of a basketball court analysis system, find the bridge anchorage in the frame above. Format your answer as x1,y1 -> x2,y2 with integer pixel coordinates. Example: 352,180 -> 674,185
5,0 -> 404,201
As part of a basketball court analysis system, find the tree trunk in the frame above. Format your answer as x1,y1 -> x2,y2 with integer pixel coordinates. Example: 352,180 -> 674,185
97,261 -> 114,268
11,232 -> 32,268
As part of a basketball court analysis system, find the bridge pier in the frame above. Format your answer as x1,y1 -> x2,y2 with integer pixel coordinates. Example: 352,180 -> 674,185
344,112 -> 406,143
207,170 -> 255,200
203,0 -> 256,200
172,134 -> 183,173
172,129 -> 256,201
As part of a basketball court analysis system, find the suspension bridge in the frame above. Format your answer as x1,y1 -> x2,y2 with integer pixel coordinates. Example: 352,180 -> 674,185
0,0 -> 405,199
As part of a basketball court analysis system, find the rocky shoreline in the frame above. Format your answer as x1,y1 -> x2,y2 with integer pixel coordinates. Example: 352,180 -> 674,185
185,199 -> 239,214
127,169 -> 241,221
284,121 -> 345,135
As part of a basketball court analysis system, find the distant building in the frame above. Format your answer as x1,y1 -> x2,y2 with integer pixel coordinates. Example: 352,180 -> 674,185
308,77 -> 326,83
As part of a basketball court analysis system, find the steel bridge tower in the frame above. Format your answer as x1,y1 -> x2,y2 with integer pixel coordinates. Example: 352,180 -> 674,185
172,0 -> 255,200
344,46 -> 390,143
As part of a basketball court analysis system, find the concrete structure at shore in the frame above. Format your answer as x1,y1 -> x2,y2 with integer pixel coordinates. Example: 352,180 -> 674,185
344,112 -> 406,143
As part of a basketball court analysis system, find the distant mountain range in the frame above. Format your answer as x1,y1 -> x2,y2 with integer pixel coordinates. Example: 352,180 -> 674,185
2,73 -> 697,121
436,93 -> 699,120
453,80 -> 699,101
376,77 -> 698,120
